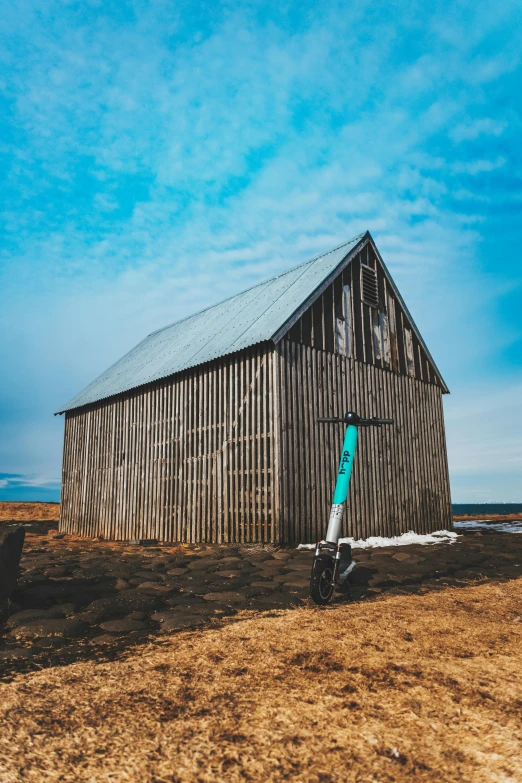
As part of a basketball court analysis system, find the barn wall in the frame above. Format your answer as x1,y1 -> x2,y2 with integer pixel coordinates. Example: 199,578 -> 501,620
276,338 -> 452,544
60,343 -> 279,543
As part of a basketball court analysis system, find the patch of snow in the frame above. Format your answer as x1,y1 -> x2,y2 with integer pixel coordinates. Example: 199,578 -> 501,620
454,519 -> 522,534
297,529 -> 458,550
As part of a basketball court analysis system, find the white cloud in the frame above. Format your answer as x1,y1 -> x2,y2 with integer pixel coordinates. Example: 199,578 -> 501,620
450,118 -> 507,142
450,157 -> 506,174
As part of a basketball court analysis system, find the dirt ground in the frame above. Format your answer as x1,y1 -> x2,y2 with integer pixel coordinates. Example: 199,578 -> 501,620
1,578 -> 522,783
0,501 -> 60,522
2,502 -> 522,782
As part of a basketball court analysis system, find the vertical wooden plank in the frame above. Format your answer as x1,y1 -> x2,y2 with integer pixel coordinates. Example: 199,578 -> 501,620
343,282 -> 352,359
174,376 -> 182,541
387,294 -> 399,373
404,328 -> 415,378
232,355 -> 239,543
302,345 -> 314,543
380,312 -> 391,368
323,285 -> 335,354
351,253 -> 365,362
271,346 -> 282,544
287,340 -> 297,545
311,297 -> 323,350
178,374 -> 186,541
260,349 -> 267,541
372,310 -> 383,364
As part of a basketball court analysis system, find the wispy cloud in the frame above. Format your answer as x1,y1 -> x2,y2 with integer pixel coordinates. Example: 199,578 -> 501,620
0,0 -> 521,500
450,118 -> 507,142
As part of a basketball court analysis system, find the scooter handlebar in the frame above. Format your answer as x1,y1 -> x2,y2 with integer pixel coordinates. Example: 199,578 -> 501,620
317,415 -> 394,426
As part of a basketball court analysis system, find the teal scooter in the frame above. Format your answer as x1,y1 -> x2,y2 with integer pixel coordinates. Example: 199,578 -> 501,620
310,411 -> 394,605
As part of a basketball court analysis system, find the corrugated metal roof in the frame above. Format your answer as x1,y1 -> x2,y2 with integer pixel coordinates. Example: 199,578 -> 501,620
56,233 -> 367,413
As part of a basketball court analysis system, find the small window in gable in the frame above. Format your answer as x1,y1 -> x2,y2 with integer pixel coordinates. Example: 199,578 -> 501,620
361,264 -> 379,308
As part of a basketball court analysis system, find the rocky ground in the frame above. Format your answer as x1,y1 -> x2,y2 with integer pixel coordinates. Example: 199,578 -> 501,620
1,507 -> 522,679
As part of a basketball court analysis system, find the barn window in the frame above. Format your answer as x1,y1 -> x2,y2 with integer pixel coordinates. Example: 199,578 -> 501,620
361,264 -> 379,308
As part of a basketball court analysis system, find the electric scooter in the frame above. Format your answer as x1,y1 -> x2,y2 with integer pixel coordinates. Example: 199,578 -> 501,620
310,411 -> 394,605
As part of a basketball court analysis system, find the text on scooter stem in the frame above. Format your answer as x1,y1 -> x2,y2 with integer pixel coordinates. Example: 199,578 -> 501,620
338,450 -> 351,474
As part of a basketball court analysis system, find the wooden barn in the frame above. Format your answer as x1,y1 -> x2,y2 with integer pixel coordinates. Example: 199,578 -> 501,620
56,231 -> 452,544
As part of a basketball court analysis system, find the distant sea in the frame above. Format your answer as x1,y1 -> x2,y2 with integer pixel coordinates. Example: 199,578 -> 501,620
453,503 -> 522,516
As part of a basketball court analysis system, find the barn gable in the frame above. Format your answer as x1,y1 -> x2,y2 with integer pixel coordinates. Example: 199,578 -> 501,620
280,236 -> 448,392
55,231 -> 446,414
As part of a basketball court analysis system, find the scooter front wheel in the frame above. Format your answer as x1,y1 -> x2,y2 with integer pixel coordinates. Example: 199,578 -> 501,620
310,558 -> 335,605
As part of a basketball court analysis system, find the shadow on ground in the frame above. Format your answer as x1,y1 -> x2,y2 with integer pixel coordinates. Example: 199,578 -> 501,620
1,521 -> 521,681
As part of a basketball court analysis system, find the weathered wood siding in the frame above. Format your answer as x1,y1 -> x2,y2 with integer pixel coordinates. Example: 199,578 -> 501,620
276,338 -> 452,544
60,344 -> 279,543
286,242 -> 443,387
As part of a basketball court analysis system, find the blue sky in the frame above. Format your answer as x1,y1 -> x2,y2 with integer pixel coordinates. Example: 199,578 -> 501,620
1,0 -> 521,504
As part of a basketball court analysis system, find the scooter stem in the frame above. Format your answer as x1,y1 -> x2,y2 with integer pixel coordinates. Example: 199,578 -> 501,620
325,424 -> 358,544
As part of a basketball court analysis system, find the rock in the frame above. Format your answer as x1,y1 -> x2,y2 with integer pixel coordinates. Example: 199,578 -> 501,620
254,564 -> 285,574
105,569 -> 133,579
16,581 -> 95,608
165,568 -> 187,576
392,552 -> 411,561
151,610 -> 180,623
99,619 -> 148,633
165,594 -> 207,607
348,566 -> 374,586
282,579 -> 309,589
91,634 -> 117,645
55,602 -> 77,616
369,575 -> 401,588
82,592 -> 162,622
43,566 -> 69,578
89,580 -> 121,595
283,564 -> 310,575
202,591 -> 248,604
245,553 -> 274,563
215,570 -> 244,579
11,619 -> 88,640
126,611 -> 147,620
136,582 -> 177,593
254,592 -> 302,608
0,648 -> 34,660
160,614 -> 207,631
0,527 -> 25,604
33,637 -> 64,648
181,603 -> 233,616
187,559 -> 220,571
114,579 -> 130,590
249,581 -> 278,590
243,585 -> 272,597
133,571 -> 163,581
182,583 -> 211,595
6,607 -> 66,629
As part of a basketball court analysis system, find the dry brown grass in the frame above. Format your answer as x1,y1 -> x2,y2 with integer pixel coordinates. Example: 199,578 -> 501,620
1,577 -> 522,782
0,502 -> 60,522
454,514 -> 522,522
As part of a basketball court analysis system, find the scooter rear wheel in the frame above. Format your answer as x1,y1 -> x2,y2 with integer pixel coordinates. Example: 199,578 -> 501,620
310,559 -> 335,605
